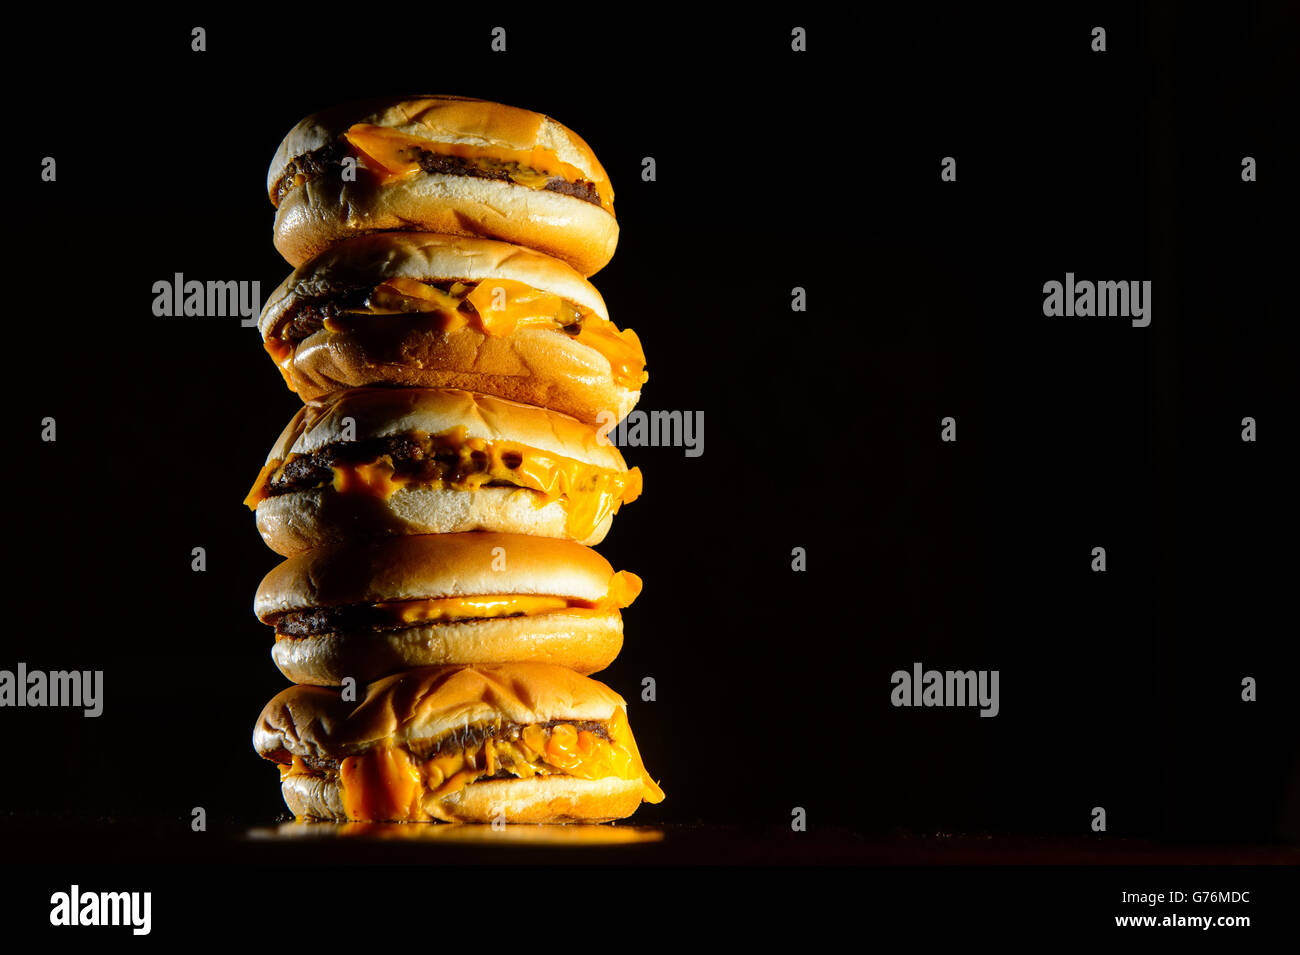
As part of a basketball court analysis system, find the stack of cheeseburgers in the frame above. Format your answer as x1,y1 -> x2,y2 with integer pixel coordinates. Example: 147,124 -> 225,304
245,96 -> 664,824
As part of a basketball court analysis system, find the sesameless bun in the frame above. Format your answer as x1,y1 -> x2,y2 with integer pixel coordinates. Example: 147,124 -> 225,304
255,663 -> 629,751
246,388 -> 641,556
255,487 -> 614,559
254,664 -> 664,823
257,233 -> 645,423
268,96 -> 618,275
270,609 -> 624,686
280,773 -> 646,824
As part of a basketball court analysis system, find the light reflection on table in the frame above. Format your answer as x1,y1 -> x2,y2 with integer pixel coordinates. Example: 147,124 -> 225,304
247,821 -> 665,846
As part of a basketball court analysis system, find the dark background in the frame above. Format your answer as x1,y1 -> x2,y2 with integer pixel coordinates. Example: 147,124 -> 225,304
5,2 -> 1296,858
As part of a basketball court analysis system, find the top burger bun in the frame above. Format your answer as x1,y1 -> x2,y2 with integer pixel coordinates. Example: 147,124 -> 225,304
269,96 -> 618,275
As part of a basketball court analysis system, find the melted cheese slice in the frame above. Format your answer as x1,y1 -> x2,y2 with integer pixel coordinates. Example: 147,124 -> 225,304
325,277 -> 571,339
342,123 -> 613,212
282,713 -> 664,822
262,337 -> 299,393
370,593 -> 596,626
368,276 -> 465,317
464,278 -> 567,337
573,320 -> 647,390
339,746 -> 423,822
366,576 -> 641,626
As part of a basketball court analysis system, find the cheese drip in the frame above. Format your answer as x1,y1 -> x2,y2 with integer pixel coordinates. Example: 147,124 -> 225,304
342,123 -> 613,212
246,428 -> 642,543
279,711 -> 663,822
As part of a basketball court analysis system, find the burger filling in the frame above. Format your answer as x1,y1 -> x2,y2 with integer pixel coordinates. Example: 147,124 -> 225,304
271,122 -> 609,211
275,709 -> 665,821
267,582 -> 641,640
243,425 -> 643,542
263,276 -> 647,392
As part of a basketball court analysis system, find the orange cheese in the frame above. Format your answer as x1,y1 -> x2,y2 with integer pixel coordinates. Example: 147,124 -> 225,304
342,123 -> 613,212
377,594 -> 570,625
244,463 -> 275,510
262,338 -> 299,394
606,707 -> 665,803
574,320 -> 648,390
368,276 -> 465,318
330,277 -> 569,340
246,431 -> 642,543
278,755 -> 313,781
464,278 -> 568,337
606,570 -> 643,608
329,457 -> 407,499
370,578 -> 640,626
339,745 -> 423,821
543,723 -> 624,776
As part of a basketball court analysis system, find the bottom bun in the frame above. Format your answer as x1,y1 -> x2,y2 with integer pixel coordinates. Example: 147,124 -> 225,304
272,611 -> 623,685
256,485 -> 614,556
281,773 -> 646,824
281,772 -> 347,820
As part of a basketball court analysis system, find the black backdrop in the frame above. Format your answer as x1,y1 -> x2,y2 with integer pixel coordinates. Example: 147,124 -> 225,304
6,3 -> 1296,855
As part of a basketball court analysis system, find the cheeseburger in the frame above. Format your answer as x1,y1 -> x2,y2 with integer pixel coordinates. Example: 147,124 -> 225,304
257,233 -> 646,422
244,388 -> 642,556
254,532 -> 640,685
268,96 -> 618,275
254,663 -> 665,823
